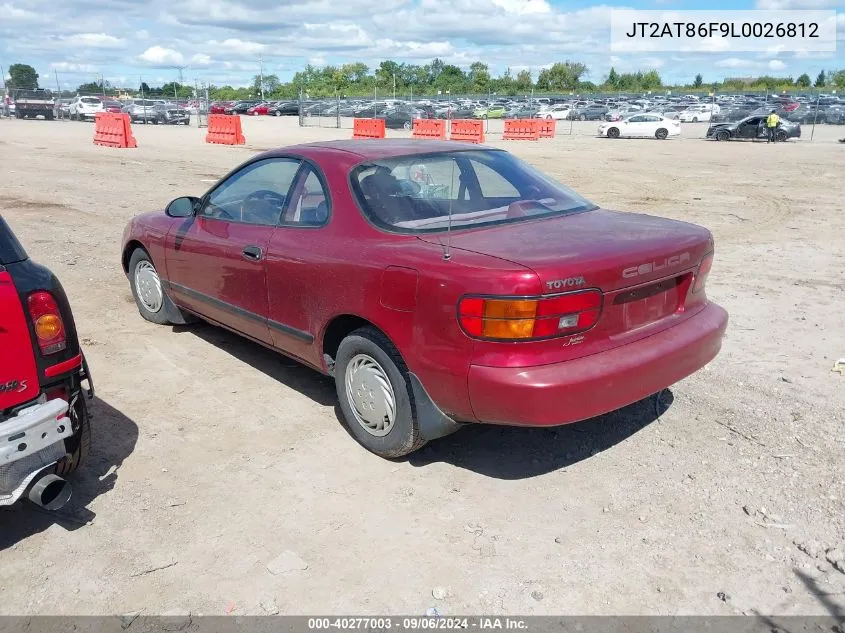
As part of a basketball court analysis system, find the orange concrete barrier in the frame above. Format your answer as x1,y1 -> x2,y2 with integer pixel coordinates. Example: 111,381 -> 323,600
538,119 -> 556,138
353,118 -> 386,139
449,119 -> 485,144
93,112 -> 137,148
503,119 -> 540,141
412,119 -> 447,140
205,114 -> 246,145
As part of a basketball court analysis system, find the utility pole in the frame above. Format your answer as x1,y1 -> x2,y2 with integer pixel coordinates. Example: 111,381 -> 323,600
259,54 -> 265,100
172,65 -> 188,100
393,73 -> 396,100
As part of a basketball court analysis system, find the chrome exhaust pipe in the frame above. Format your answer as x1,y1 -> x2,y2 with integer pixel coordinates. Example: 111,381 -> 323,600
27,473 -> 72,511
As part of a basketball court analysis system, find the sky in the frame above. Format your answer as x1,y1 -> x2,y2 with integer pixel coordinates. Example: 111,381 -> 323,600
0,0 -> 842,90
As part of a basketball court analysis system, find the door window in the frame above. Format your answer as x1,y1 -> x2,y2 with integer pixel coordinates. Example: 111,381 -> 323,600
200,158 -> 301,226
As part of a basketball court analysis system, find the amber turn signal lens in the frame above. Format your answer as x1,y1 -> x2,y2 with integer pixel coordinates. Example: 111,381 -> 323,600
35,314 -> 63,340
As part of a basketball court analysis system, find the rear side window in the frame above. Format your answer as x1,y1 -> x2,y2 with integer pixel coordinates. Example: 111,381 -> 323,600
351,149 -> 595,234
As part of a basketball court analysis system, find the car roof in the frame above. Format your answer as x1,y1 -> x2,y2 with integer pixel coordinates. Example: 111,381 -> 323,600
256,139 -> 496,161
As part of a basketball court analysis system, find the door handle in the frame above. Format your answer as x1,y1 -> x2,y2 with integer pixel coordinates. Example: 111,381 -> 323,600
242,245 -> 263,261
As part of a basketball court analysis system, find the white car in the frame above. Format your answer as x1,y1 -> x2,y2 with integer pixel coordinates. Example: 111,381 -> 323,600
678,104 -> 720,123
598,113 -> 680,140
535,104 -> 571,120
69,96 -> 104,121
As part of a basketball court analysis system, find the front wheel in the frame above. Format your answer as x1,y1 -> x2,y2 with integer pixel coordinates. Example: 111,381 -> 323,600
403,121 -> 412,130
128,248 -> 183,325
714,130 -> 730,141
335,327 -> 426,458
579,114 -> 586,121
692,117 -> 698,123
655,128 -> 668,140
607,127 -> 620,139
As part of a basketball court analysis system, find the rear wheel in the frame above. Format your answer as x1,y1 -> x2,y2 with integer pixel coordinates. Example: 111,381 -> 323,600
54,391 -> 91,477
692,117 -> 699,123
655,128 -> 668,140
403,121 -> 412,130
335,327 -> 426,458
776,130 -> 788,142
607,127 -> 620,139
579,114 -> 586,121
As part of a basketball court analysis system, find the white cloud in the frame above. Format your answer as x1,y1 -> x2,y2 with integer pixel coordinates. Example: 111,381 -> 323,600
490,0 -> 550,14
714,57 -> 754,68
755,0 -> 841,8
138,46 -> 185,65
61,32 -> 125,48
207,38 -> 265,55
49,61 -> 97,72
768,59 -> 787,70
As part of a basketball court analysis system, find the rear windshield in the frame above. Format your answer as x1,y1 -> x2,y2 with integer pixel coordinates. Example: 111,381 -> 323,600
0,216 -> 28,265
350,149 -> 597,234
81,97 -> 100,104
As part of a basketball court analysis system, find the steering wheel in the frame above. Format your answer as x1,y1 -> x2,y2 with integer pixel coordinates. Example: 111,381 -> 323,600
242,189 -> 285,222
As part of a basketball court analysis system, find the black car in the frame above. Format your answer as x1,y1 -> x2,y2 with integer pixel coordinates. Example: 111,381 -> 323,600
153,104 -> 190,125
227,100 -> 261,115
707,115 -> 801,141
571,105 -> 609,120
269,101 -> 301,116
378,105 -> 432,130
0,215 -> 93,511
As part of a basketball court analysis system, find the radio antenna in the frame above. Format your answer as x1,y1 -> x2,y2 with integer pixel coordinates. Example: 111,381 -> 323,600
443,159 -> 455,261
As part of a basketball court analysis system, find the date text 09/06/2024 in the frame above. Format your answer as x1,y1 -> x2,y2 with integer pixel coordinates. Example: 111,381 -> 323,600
624,21 -> 819,38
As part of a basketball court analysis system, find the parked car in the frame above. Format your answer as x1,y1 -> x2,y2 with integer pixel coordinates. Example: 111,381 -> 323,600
678,105 -> 717,123
378,105 -> 432,130
246,102 -> 274,116
152,103 -> 191,125
0,215 -> 93,510
824,107 -> 845,125
124,99 -> 159,124
120,140 -> 727,458
707,115 -> 801,141
535,104 -> 571,120
506,105 -> 540,119
269,101 -> 302,116
598,113 -> 681,140
227,100 -> 261,115
571,105 -> 609,120
102,100 -> 124,113
210,101 -> 234,114
68,96 -> 103,121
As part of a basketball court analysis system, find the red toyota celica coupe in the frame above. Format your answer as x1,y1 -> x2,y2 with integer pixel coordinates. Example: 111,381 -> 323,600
121,140 -> 727,458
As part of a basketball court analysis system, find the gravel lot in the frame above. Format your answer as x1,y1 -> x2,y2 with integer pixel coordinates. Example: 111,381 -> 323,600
0,116 -> 843,616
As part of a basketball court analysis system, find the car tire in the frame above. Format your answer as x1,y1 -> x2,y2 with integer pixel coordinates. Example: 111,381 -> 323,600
54,391 -> 91,477
579,114 -> 586,121
607,127 -> 620,139
655,128 -> 668,140
403,121 -> 412,130
692,117 -> 698,123
546,114 -> 553,120
275,111 -> 281,117
776,130 -> 788,142
714,130 -> 730,141
335,326 -> 426,459
128,248 -> 183,326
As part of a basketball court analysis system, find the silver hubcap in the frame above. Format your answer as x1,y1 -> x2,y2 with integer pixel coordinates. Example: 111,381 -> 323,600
345,353 -> 396,437
134,260 -> 163,313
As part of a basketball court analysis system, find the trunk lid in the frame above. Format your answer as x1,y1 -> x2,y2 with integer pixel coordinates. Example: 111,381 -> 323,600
421,208 -> 713,341
0,270 -> 40,412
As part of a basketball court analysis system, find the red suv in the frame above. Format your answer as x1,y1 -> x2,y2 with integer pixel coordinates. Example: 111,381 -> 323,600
121,141 -> 727,458
0,216 -> 93,509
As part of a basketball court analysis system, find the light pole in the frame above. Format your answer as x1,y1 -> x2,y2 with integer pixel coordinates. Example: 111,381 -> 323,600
393,73 -> 396,100
258,54 -> 265,101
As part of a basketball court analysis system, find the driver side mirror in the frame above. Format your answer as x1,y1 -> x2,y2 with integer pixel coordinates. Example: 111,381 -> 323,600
166,196 -> 199,218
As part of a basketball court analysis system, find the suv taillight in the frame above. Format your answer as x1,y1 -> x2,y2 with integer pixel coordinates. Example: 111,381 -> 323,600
27,291 -> 67,355
458,289 -> 603,341
693,252 -> 714,293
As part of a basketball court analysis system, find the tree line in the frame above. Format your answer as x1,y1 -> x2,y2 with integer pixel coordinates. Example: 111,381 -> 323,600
5,60 -> 845,101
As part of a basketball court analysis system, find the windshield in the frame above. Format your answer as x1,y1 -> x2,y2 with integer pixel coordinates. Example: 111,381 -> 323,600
350,149 -> 597,234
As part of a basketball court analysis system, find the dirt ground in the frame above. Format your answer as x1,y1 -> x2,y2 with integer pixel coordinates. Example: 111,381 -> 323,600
0,116 -> 843,617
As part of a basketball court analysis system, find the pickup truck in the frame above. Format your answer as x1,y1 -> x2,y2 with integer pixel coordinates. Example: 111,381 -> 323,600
0,215 -> 93,510
13,89 -> 55,120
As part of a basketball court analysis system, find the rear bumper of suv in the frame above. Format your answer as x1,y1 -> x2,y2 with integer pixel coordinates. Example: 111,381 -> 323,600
467,302 -> 728,427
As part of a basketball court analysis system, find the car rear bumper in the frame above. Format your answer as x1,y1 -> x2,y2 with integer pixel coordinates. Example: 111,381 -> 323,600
0,398 -> 71,506
467,302 -> 728,427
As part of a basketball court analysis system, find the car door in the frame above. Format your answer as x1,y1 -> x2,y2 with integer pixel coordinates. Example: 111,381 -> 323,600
264,163 -> 331,365
165,157 -> 302,345
737,117 -> 760,139
622,114 -> 646,136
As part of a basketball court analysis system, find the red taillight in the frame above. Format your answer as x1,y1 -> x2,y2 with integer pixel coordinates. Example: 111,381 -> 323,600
458,290 -> 603,341
27,291 -> 67,355
693,252 -> 714,293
